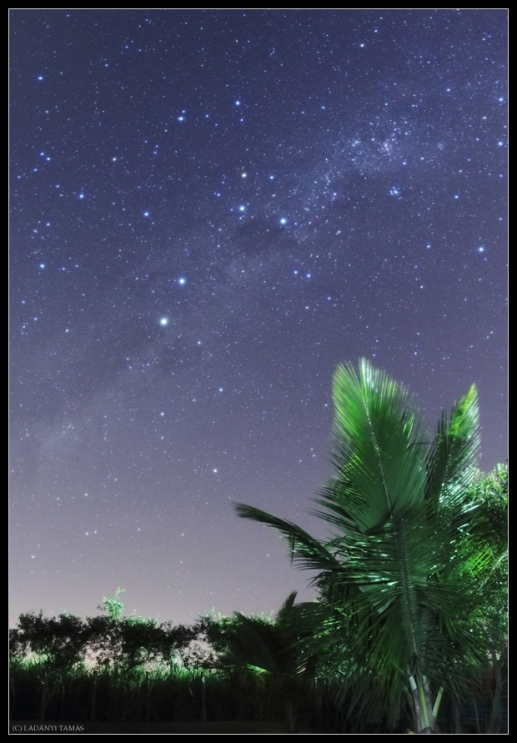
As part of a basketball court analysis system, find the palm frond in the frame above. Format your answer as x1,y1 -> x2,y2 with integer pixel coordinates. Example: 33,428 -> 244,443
277,591 -> 298,620
234,503 -> 340,574
425,383 -> 480,512
330,360 -> 427,531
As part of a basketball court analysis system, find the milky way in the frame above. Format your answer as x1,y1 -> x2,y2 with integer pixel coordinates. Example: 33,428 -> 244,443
10,10 -> 507,625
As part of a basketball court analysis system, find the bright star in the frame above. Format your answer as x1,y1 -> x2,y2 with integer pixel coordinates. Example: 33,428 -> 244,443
160,318 -> 169,326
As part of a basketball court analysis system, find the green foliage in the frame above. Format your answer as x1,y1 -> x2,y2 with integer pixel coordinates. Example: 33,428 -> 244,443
199,594 -> 318,731
236,359 -> 494,731
202,593 -> 307,677
459,465 -> 508,662
10,591 -> 198,675
462,464 -> 508,579
99,587 -> 125,621
9,611 -> 88,671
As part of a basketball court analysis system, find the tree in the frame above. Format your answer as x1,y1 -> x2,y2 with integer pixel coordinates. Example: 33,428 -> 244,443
100,587 -> 126,621
9,611 -> 89,721
236,359 -> 490,733
9,611 -> 87,668
456,464 -> 508,733
86,589 -> 197,672
202,593 -> 315,731
10,591 -> 199,723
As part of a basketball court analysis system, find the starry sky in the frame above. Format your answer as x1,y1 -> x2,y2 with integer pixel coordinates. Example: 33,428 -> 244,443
10,10 -> 507,627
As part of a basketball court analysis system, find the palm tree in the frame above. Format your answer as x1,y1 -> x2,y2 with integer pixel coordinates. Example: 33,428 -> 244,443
236,359 -> 488,733
203,593 -> 313,731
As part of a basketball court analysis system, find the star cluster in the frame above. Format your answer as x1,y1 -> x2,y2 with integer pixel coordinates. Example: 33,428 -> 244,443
10,10 -> 507,625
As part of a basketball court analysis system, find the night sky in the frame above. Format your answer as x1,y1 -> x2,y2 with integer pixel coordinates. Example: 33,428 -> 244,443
10,10 -> 507,627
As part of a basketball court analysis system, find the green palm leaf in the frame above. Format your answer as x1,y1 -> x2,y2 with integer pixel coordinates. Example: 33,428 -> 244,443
425,383 -> 480,512
234,504 -> 340,575
330,360 -> 428,525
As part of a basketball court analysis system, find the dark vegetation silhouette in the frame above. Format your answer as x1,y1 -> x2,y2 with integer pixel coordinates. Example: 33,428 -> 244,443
10,361 -> 507,733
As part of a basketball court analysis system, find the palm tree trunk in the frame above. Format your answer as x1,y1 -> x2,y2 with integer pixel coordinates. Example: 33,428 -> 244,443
487,651 -> 503,733
285,698 -> 296,733
409,672 -> 434,733
452,697 -> 462,733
